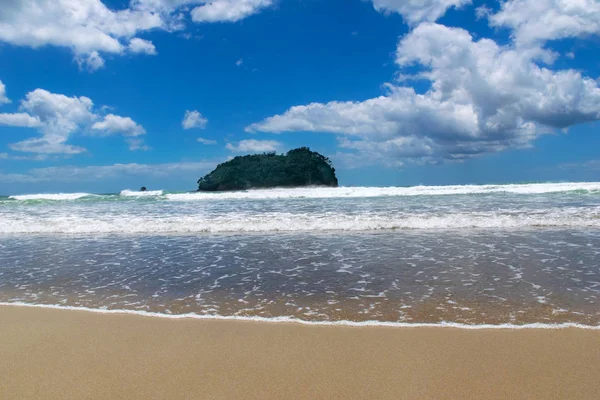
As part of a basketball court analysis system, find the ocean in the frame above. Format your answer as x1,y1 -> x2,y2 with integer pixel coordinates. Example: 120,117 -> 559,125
1,182 -> 600,328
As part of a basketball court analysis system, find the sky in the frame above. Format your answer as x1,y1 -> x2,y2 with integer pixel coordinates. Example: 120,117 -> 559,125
0,0 -> 599,194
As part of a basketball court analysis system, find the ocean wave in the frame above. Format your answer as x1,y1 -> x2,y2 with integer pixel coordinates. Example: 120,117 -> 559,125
2,210 -> 599,234
119,189 -> 164,197
165,182 -> 600,200
6,182 -> 600,203
8,193 -> 97,201
1,302 -> 599,330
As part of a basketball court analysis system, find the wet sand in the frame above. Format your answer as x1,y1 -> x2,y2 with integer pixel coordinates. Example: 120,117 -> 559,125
1,306 -> 600,400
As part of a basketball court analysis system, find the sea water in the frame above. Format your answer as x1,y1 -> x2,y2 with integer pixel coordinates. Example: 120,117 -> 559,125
1,182 -> 600,327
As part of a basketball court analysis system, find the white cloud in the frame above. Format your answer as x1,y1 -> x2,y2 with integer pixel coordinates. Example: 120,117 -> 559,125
92,114 -> 146,136
182,110 -> 208,129
0,80 -> 10,104
131,0 -> 276,23
0,0 -> 271,71
197,137 -> 217,144
131,0 -> 200,12
126,138 -> 151,151
226,139 -> 281,153
9,137 -> 87,154
370,0 -> 471,25
0,152 -> 47,161
1,88 -> 145,154
20,89 -> 96,129
128,37 -> 157,54
75,51 -> 106,71
0,113 -> 43,128
236,57 -> 243,67
338,136 -> 434,164
395,23 -> 600,128
92,114 -> 149,150
0,0 -> 165,70
7,89 -> 96,154
489,0 -> 600,45
0,160 -> 218,183
475,5 -> 492,20
248,23 -> 600,165
191,0 -> 274,22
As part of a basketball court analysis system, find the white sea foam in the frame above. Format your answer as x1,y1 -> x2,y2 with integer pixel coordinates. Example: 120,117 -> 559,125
8,193 -> 96,201
167,182 -> 600,201
120,189 -> 164,197
6,182 -> 600,203
2,302 -> 599,330
1,209 -> 599,234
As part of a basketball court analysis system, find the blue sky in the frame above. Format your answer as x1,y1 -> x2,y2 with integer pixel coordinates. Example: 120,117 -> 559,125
1,0 -> 599,194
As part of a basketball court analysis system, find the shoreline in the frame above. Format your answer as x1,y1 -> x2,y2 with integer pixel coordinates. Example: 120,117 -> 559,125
2,301 -> 600,330
2,305 -> 600,399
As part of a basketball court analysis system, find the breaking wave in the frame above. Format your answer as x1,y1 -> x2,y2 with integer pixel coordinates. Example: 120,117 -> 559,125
119,189 -> 164,197
166,182 -> 600,201
5,182 -> 600,204
2,209 -> 599,234
8,193 -> 97,201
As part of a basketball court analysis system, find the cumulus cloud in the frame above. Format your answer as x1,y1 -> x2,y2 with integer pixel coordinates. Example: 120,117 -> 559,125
370,0 -> 472,25
128,37 -> 157,54
0,0 -> 164,71
20,90 -> 96,127
92,114 -> 146,136
1,88 -> 146,154
91,114 -> 150,151
190,0 -> 274,23
7,89 -> 96,154
0,113 -> 43,128
226,139 -> 282,153
395,23 -> 600,128
247,23 -> 600,166
489,0 -> 600,45
197,137 -> 217,144
0,80 -> 10,104
0,0 -> 272,71
182,110 -> 208,129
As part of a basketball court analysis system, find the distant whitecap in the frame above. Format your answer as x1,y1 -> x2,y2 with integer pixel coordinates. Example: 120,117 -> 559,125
9,193 -> 96,201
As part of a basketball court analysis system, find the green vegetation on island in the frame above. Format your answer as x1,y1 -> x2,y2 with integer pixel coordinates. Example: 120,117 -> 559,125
197,147 -> 339,191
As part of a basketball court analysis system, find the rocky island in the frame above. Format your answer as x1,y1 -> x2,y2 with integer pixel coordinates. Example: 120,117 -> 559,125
197,147 -> 338,191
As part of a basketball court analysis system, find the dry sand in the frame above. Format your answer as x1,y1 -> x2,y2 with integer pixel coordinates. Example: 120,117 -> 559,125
1,306 -> 600,400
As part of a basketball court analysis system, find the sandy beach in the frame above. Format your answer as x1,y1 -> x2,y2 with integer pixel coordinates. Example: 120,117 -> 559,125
0,306 -> 599,399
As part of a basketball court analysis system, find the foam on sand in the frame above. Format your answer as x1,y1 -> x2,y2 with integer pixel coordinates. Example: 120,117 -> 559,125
1,302 -> 599,330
